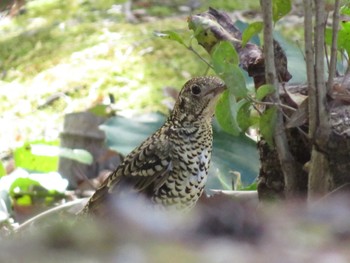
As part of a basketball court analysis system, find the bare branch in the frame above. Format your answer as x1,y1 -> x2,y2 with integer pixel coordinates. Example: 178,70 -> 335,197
324,12 -> 331,73
247,95 -> 297,112
304,0 -> 317,138
314,0 -> 329,130
188,45 -> 213,69
261,0 -> 298,197
327,0 -> 341,92
308,0 -> 332,199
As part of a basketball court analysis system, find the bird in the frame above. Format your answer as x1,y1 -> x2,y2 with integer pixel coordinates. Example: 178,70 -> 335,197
80,76 -> 226,215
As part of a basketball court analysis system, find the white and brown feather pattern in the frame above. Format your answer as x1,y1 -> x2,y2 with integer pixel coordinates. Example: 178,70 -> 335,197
80,76 -> 226,215
153,121 -> 212,210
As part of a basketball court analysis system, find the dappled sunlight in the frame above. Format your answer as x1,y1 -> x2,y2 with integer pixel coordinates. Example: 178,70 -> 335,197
3,1 -> 349,262
0,10 -> 205,152
1,0 -> 263,238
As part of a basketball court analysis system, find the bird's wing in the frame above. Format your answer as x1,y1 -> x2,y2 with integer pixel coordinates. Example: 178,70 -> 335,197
82,127 -> 172,214
108,129 -> 172,192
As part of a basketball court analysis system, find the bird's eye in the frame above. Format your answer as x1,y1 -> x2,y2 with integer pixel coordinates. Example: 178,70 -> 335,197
191,84 -> 201,95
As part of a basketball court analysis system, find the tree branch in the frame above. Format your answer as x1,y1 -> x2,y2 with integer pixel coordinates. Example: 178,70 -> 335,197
260,0 -> 298,197
314,0 -> 329,131
304,0 -> 317,139
247,95 -> 297,112
327,0 -> 340,93
308,0 -> 332,198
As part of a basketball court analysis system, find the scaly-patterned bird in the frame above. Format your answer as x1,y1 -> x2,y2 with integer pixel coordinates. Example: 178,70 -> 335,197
80,76 -> 226,215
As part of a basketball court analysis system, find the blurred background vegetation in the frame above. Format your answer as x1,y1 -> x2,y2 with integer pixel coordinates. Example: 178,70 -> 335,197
0,0 -> 267,223
2,0 -> 332,223
3,2 -> 350,263
0,0 -> 262,154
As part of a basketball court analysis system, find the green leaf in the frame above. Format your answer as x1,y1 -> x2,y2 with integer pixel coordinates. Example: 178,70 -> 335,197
154,30 -> 186,46
256,84 -> 276,100
260,107 -> 277,147
14,140 -> 59,173
211,41 -> 239,65
210,123 -> 259,189
236,99 -> 253,132
0,161 -> 5,177
235,20 -> 261,46
242,22 -> 263,47
340,5 -> 350,16
100,113 -> 165,155
325,28 -> 333,46
9,177 -> 42,206
58,148 -> 93,165
28,144 -> 93,165
338,22 -> 350,55
226,65 -> 249,97
211,41 -> 248,97
89,104 -> 113,118
9,177 -> 41,194
1,169 -> 68,193
3,170 -> 68,207
215,90 -> 241,136
272,0 -> 291,22
16,195 -> 32,206
240,182 -> 257,191
326,22 -> 350,57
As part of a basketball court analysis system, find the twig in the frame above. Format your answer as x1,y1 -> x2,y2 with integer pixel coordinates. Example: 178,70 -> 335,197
14,199 -> 85,233
187,45 -> 213,69
324,12 -> 330,73
296,40 -> 306,62
261,0 -> 298,197
314,0 -> 328,128
327,0 -> 341,93
203,64 -> 211,75
251,102 -> 263,115
281,111 -> 309,139
247,95 -> 297,112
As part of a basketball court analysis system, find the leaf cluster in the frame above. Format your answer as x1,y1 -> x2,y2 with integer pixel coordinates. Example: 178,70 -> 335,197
0,140 -> 93,225
325,3 -> 350,73
156,0 -> 292,145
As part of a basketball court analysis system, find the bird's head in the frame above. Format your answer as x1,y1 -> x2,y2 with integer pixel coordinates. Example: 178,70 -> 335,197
171,76 -> 226,124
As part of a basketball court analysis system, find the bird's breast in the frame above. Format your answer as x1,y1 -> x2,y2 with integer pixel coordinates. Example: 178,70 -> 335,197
152,125 -> 213,210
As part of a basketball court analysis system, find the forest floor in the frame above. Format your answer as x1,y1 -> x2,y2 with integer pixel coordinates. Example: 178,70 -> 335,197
1,0 -> 306,156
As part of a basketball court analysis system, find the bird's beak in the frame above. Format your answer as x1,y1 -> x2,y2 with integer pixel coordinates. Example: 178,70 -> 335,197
205,82 -> 227,97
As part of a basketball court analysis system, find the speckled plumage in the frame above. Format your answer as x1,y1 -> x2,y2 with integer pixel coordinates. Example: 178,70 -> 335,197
81,76 -> 226,214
